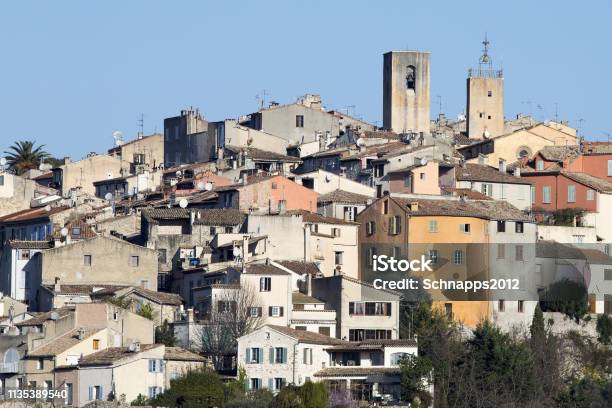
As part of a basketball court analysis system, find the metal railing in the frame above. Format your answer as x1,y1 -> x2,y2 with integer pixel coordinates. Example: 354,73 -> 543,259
468,67 -> 503,79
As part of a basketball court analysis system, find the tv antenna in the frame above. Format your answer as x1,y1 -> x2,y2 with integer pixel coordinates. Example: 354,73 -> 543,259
436,95 -> 443,116
137,114 -> 145,137
255,90 -> 269,110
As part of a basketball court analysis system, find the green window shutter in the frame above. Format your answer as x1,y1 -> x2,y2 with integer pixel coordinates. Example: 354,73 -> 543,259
269,347 -> 275,364
282,348 -> 287,363
268,378 -> 274,390
259,348 -> 264,363
246,348 -> 251,364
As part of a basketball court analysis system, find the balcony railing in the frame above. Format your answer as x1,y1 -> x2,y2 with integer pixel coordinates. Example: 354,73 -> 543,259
468,67 -> 503,79
0,362 -> 19,373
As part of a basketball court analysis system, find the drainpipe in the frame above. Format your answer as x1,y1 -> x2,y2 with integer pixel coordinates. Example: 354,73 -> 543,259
292,343 -> 297,385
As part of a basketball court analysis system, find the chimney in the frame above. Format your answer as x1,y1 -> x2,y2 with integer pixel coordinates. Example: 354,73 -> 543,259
498,159 -> 507,173
306,274 -> 312,296
242,175 -> 248,185
186,308 -> 194,323
514,167 -> 521,177
242,235 -> 249,264
478,154 -> 488,166
54,277 -> 61,293
77,328 -> 85,340
303,226 -> 312,262
190,210 -> 196,227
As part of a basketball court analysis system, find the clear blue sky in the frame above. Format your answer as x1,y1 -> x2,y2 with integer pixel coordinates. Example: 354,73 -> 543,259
1,0 -> 610,159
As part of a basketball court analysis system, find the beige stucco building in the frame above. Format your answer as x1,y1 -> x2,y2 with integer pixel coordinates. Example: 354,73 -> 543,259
52,155 -> 130,197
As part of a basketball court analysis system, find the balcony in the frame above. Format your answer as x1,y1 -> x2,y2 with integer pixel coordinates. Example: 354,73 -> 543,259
291,309 -> 336,323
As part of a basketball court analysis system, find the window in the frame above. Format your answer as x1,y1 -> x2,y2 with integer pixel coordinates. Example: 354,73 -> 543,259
295,115 -> 304,128
518,300 -> 524,313
481,183 -> 493,197
405,65 -> 416,89
18,250 -> 30,260
606,245 -> 611,256
498,300 -> 505,312
419,172 -> 426,180
391,246 -> 401,258
249,307 -> 262,317
130,256 -> 139,267
37,358 -> 43,370
274,347 -> 287,363
0,175 -> 4,186
366,221 -> 375,235
515,222 -> 524,233
334,251 -> 343,265
148,387 -> 162,399
403,175 -> 411,187
273,378 -> 286,391
268,306 -> 284,317
543,186 -> 551,204
604,269 -> 612,281
246,348 -> 263,364
453,250 -> 464,265
349,329 -> 392,341
84,255 -> 92,266
497,221 -> 506,232
429,219 -> 438,233
318,326 -> 330,336
568,185 -> 576,203
587,189 -> 595,201
89,385 -> 103,401
479,112 -> 484,118
390,216 -> 401,235
250,378 -> 261,390
487,90 -> 492,97
444,303 -> 453,319
92,339 -> 100,350
366,247 -> 377,266
488,115 -> 492,119
295,326 -> 307,331
260,277 -> 271,292
158,249 -> 167,263
608,160 -> 612,176
348,302 -> 392,316
428,249 -> 438,264
65,383 -> 73,405
141,280 -> 149,289
271,182 -> 278,189
303,348 -> 313,365
536,160 -> 544,171
343,206 -> 357,221
210,227 -> 216,235
382,200 -> 389,214
72,227 -> 81,237
375,165 -> 385,178
332,228 -> 341,237
515,245 -> 524,261
497,244 -> 505,259
459,223 -> 470,233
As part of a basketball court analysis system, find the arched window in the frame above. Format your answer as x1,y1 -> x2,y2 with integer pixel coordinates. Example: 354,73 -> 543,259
406,66 -> 416,90
4,348 -> 19,364
517,146 -> 532,159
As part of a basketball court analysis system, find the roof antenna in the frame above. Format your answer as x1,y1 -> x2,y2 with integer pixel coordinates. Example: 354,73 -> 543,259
137,113 -> 145,138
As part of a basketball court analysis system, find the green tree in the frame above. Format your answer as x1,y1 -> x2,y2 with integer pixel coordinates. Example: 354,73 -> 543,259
529,305 -> 561,404
299,381 -> 328,408
131,394 -> 149,406
540,278 -> 589,322
595,314 -> 612,345
155,319 -> 177,346
137,302 -> 155,320
269,385 -> 303,408
224,388 -> 274,408
555,377 -> 612,408
399,354 -> 433,407
3,140 -> 51,175
151,368 -> 224,408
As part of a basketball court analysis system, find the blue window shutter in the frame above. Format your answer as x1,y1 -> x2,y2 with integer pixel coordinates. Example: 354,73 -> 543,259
89,386 -> 93,401
268,378 -> 274,390
246,348 -> 251,364
259,348 -> 264,364
159,359 -> 165,372
269,348 -> 274,364
282,348 -> 288,363
100,386 -> 104,400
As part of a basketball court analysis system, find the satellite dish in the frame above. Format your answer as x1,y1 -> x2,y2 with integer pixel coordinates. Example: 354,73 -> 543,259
0,157 -> 6,166
104,192 -> 113,201
179,198 -> 188,209
421,158 -> 428,166
356,137 -> 365,146
232,247 -> 242,258
61,227 -> 69,237
176,170 -> 183,178
112,131 -> 124,147
205,182 -> 213,191
483,129 -> 491,138
196,181 -> 206,191
44,205 -> 51,212
325,175 -> 332,182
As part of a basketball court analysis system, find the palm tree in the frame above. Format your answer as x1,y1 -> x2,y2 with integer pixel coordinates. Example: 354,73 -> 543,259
3,141 -> 51,175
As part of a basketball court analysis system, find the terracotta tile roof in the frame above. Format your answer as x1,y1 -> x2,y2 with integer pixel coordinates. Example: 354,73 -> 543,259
244,263 -> 289,276
562,172 -> 612,193
317,189 -> 372,205
142,208 -> 190,222
0,206 -> 69,223
214,174 -> 279,191
7,240 -> 52,250
292,292 -> 325,304
28,327 -> 105,357
581,142 -> 612,155
340,142 -> 407,161
164,347 -> 206,362
225,146 -> 302,163
537,145 -> 579,162
276,260 -> 321,276
267,325 -> 347,345
440,187 -> 493,201
361,130 -> 400,140
52,219 -> 97,240
314,367 -> 401,377
192,209 -> 245,226
455,164 -> 532,185
127,288 -> 183,306
287,210 -> 358,225
536,241 -> 612,265
453,133 -> 473,146
392,197 -> 532,222
43,284 -> 128,296
16,307 -> 74,326
78,344 -> 162,366
32,172 -> 53,180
